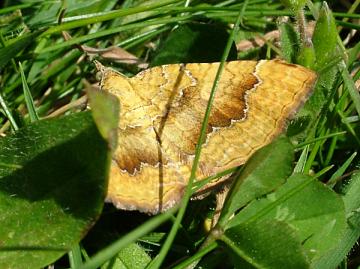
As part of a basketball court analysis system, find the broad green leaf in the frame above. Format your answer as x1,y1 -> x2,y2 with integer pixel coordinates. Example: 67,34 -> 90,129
288,3 -> 340,138
87,87 -> 120,151
277,15 -> 315,68
296,41 -> 316,69
150,23 -> 238,66
0,112 -> 111,268
312,3 -> 338,71
218,136 -> 294,227
311,172 -> 360,269
278,22 -> 299,63
227,174 -> 346,264
223,219 -> 309,269
343,172 -> 360,216
101,243 -> 151,269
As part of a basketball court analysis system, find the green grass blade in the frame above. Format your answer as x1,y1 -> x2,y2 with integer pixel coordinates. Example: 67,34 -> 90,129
337,109 -> 360,145
313,165 -> 334,178
293,145 -> 309,173
339,62 -> 360,117
146,5 -> 247,269
39,15 -> 193,53
19,62 -> 39,122
41,0 -> 184,36
0,3 -> 36,15
171,241 -> 218,269
295,131 -> 347,149
327,152 -> 357,187
0,32 -> 42,70
0,92 -> 19,131
68,244 -> 83,268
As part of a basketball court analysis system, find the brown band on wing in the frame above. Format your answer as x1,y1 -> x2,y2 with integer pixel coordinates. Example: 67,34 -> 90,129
208,72 -> 258,127
193,60 -> 317,179
155,62 -> 258,156
114,126 -> 163,174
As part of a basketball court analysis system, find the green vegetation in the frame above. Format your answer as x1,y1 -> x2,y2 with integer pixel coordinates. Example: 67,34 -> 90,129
0,0 -> 359,268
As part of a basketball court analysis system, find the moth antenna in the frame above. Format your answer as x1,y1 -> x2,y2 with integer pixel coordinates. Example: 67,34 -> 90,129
94,60 -> 106,73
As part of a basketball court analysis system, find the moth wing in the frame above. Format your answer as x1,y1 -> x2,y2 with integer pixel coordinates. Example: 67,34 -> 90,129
104,60 -> 316,214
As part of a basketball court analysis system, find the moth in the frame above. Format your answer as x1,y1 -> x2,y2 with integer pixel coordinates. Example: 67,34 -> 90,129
97,60 -> 317,214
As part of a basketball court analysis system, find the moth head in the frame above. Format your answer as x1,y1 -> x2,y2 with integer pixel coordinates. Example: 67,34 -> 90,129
95,62 -> 139,106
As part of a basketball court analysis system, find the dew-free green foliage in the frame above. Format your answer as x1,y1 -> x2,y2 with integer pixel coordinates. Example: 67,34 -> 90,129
278,21 -> 300,64
86,87 -> 120,151
19,62 -> 39,122
286,3 -> 340,140
218,136 -> 294,226
101,243 -> 152,269
226,174 -> 346,263
313,172 -> 360,269
225,220 -> 310,268
0,112 -> 110,268
0,0 -> 359,269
